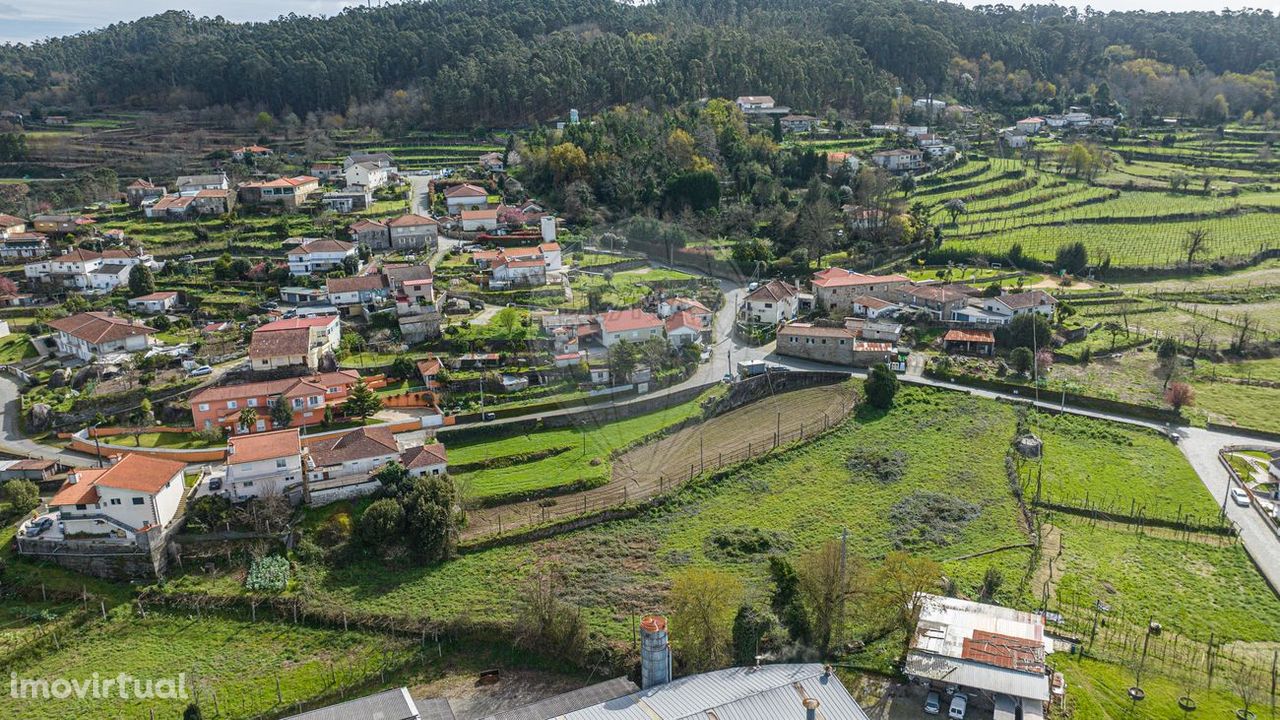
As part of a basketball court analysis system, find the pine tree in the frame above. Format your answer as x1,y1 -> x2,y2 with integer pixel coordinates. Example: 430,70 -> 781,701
342,378 -> 383,423
270,399 -> 294,429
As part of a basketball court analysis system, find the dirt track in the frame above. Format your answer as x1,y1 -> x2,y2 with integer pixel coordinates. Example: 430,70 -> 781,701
461,382 -> 858,540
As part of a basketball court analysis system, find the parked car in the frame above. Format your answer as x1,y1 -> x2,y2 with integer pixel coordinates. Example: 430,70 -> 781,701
188,365 -> 213,377
208,477 -> 223,492
948,694 -> 968,720
24,517 -> 53,537
1230,487 -> 1251,506
924,691 -> 941,715
178,254 -> 195,262
481,412 -> 497,421
722,373 -> 734,384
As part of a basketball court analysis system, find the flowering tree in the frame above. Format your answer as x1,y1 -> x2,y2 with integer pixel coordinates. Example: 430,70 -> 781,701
1165,382 -> 1195,412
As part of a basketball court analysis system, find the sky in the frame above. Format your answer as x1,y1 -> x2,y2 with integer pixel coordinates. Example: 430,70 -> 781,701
1,0 -> 1277,45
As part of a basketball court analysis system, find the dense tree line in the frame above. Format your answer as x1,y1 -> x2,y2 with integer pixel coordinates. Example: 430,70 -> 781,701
1,1 -> 1278,126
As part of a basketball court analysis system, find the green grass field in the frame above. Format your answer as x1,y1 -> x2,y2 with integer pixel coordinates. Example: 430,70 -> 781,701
1,607 -> 417,720
0,333 -> 35,364
449,387 -> 718,500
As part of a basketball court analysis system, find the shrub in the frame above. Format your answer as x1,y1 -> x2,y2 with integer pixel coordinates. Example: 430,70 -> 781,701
184,495 -> 233,533
847,449 -> 908,483
244,555 -> 290,593
1,479 -> 40,515
704,527 -> 792,561
889,492 -> 980,550
863,364 -> 898,410
357,498 -> 405,546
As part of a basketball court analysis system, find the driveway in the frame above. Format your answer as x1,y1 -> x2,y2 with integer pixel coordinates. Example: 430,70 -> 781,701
0,373 -> 95,465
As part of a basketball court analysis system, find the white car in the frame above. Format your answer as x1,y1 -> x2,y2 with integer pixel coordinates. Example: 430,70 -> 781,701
924,691 -> 941,715
948,693 -> 968,720
1230,487 -> 1251,507
188,365 -> 213,377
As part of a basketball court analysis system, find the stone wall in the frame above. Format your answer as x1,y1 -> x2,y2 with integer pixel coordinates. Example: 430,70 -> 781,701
15,524 -> 177,581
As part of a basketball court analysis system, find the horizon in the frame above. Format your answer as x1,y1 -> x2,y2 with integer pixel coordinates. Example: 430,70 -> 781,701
1,0 -> 1272,45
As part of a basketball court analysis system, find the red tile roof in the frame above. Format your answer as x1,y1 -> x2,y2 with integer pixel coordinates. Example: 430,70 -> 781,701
308,426 -> 398,468
598,309 -> 663,333
778,322 -> 855,339
51,454 -> 185,504
326,274 -> 387,295
130,291 -> 178,302
811,268 -> 910,289
191,371 -> 360,404
665,310 -> 703,333
227,429 -> 301,465
47,312 -> 156,345
444,183 -> 488,198
400,443 -> 447,469
257,316 -> 338,332
943,328 -> 996,344
286,238 -> 354,255
461,209 -> 498,220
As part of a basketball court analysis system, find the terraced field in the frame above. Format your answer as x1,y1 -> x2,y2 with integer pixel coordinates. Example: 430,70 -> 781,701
926,128 -> 1280,268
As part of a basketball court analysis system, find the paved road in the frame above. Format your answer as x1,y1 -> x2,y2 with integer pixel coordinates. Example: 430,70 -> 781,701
0,373 -> 94,465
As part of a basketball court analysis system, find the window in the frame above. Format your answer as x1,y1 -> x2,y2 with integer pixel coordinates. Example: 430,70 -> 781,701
309,396 -> 321,406
75,503 -> 86,510
110,498 -> 121,505
198,403 -> 209,412
243,480 -> 254,488
247,398 -> 258,407
276,459 -> 287,468
293,398 -> 304,409
132,498 -> 145,505
226,400 -> 238,410
764,303 -> 773,309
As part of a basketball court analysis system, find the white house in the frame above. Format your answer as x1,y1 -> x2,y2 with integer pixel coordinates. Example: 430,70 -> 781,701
664,311 -> 704,348
249,316 -> 341,372
127,291 -> 179,314
460,209 -> 500,232
400,443 -> 448,478
305,426 -> 401,502
287,238 -> 357,276
46,312 -> 157,360
444,184 -> 490,213
871,149 -> 924,172
344,162 -> 389,191
850,294 -> 901,320
1016,117 -> 1045,134
48,454 -> 187,540
25,247 -> 153,290
491,257 -> 546,287
596,309 -> 664,348
225,429 -> 305,501
982,290 -> 1057,322
741,280 -> 801,325
734,95 -> 776,112
175,173 -> 229,193
1002,131 -> 1029,149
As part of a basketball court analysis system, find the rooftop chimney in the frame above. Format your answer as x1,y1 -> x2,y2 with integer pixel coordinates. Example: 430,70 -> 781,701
804,697 -> 821,720
639,615 -> 671,690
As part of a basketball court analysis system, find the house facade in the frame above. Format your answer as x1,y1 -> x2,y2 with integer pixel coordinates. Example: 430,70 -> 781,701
248,316 -> 341,372
238,176 -> 321,209
741,280 -> 800,325
811,268 -> 912,314
287,238 -> 356,276
596,309 -> 664,348
127,291 -> 179,314
444,183 -> 490,212
386,214 -> 438,252
47,454 -> 186,539
304,426 -> 401,503
46,312 -> 156,360
400,444 -> 448,478
776,322 -> 894,366
190,370 -> 372,432
345,162 -> 389,191
871,149 -> 924,172
224,429 -> 305,500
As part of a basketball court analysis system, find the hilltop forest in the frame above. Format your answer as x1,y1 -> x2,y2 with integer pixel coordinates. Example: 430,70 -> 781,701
1,0 -> 1279,128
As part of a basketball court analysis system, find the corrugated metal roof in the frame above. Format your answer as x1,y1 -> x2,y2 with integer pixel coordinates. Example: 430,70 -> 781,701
556,664 -> 868,720
479,677 -> 639,720
282,687 -> 420,720
417,697 -> 458,720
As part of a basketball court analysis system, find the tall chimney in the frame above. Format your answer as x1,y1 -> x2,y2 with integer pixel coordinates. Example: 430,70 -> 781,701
804,697 -> 821,720
639,615 -> 671,690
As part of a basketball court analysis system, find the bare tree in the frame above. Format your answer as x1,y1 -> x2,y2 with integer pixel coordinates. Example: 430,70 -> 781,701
1183,227 -> 1210,266
1185,321 -> 1211,365
1232,313 -> 1257,354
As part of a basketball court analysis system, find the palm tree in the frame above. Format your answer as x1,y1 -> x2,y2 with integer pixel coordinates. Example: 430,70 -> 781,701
238,406 -> 259,433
